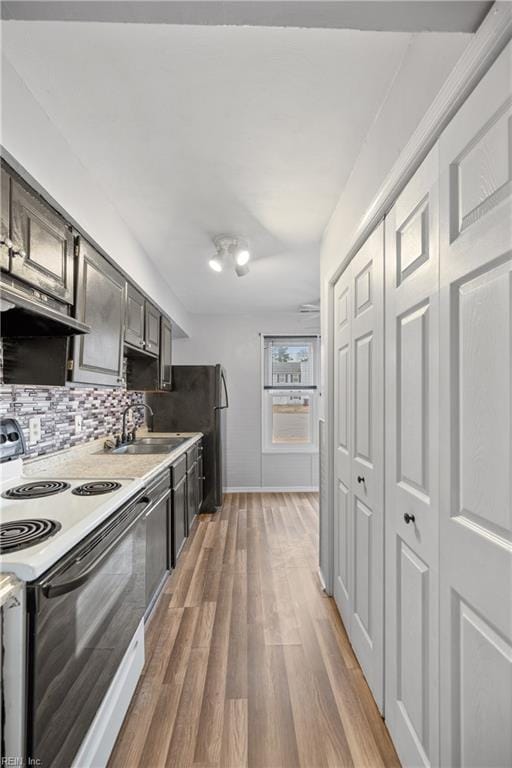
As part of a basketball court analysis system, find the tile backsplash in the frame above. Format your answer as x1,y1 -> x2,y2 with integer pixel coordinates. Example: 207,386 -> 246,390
0,385 -> 145,459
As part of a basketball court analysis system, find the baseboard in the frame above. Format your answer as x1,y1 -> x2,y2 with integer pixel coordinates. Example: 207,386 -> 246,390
224,486 -> 319,493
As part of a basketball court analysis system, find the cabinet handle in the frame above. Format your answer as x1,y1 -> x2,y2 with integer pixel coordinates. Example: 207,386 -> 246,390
357,475 -> 365,484
404,512 -> 415,525
0,237 -> 13,249
12,247 -> 27,259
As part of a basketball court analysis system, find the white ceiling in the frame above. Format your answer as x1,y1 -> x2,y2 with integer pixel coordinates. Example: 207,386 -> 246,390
2,21 -> 470,313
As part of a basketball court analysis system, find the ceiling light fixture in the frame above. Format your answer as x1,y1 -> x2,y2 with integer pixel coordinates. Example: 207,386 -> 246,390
236,249 -> 250,266
208,256 -> 224,272
210,235 -> 251,277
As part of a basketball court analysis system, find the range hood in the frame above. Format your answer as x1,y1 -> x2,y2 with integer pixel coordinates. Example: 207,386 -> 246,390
0,282 -> 90,337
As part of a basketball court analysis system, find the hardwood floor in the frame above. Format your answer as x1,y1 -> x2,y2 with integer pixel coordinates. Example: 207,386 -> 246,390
109,492 -> 400,768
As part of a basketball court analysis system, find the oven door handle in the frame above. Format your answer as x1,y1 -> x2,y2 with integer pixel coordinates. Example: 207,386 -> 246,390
42,496 -> 150,599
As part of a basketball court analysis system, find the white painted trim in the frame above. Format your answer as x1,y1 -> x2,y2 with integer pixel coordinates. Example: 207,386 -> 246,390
225,486 -> 319,494
322,1 -> 512,600
260,334 -> 321,454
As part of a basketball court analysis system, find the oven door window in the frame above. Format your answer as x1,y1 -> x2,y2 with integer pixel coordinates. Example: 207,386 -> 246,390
28,518 -> 145,768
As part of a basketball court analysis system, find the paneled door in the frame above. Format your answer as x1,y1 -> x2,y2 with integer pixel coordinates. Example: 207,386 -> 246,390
438,42 -> 512,768
333,222 -> 385,710
10,176 -> 74,303
71,238 -> 126,386
333,257 -> 352,630
384,146 -> 440,767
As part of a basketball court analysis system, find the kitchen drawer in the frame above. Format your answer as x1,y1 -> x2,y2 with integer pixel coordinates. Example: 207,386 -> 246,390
172,454 -> 187,486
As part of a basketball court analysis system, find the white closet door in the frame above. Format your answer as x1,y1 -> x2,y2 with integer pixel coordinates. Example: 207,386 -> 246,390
333,223 -> 385,711
334,264 -> 353,629
439,42 -> 512,768
349,223 -> 385,709
384,146 -> 440,767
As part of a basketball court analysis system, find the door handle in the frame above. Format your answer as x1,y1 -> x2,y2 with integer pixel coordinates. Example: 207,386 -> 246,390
404,512 -> 415,525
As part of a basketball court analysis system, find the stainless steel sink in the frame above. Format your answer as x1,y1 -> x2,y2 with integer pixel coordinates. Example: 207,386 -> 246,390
111,443 -> 174,455
136,437 -> 187,446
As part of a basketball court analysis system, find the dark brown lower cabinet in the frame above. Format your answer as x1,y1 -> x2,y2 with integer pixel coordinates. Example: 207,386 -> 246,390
187,460 -> 199,534
171,455 -> 187,564
172,474 -> 187,566
145,479 -> 171,612
197,449 -> 204,513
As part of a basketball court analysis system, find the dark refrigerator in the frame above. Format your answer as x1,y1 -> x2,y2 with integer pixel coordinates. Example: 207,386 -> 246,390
146,365 -> 228,512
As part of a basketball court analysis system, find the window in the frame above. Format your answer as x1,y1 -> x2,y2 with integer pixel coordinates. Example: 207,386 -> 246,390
262,335 -> 320,453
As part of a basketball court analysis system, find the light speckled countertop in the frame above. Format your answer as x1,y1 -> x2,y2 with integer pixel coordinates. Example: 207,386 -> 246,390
22,430 -> 202,485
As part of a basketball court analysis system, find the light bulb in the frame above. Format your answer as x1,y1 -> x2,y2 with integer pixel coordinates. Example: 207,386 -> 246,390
209,257 -> 223,272
236,249 -> 250,266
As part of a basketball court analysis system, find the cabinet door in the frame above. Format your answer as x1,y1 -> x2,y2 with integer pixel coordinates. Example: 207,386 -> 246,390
159,316 -> 172,391
125,283 -> 145,349
384,146 -> 440,768
71,239 -> 125,386
10,177 -> 74,303
187,463 -> 198,533
144,302 -> 160,355
1,167 -> 11,271
197,452 -> 204,512
145,492 -> 170,608
172,476 -> 187,566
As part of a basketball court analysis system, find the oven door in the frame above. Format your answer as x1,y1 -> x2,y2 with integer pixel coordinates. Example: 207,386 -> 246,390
26,492 -> 148,768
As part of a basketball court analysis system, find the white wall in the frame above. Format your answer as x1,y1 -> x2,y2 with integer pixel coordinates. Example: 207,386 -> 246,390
1,55 -> 191,336
173,312 -> 320,490
318,33 -> 471,588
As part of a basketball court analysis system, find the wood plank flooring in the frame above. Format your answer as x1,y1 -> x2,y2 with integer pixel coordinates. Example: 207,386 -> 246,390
109,492 -> 400,768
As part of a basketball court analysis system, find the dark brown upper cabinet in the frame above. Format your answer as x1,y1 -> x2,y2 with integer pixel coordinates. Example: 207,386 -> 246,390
9,176 -> 74,304
159,316 -> 172,391
71,238 -> 126,386
125,282 -> 145,349
1,167 -> 11,272
145,302 -> 160,355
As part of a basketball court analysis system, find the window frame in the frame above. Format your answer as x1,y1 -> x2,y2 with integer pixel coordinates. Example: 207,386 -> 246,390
261,333 -> 320,454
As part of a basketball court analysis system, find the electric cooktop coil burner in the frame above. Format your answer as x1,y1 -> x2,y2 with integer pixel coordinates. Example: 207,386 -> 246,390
72,481 -> 122,497
0,519 -> 62,554
2,480 -> 71,500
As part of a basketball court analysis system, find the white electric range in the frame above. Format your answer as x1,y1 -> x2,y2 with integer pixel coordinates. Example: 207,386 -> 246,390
0,456 -> 142,580
0,419 -> 147,768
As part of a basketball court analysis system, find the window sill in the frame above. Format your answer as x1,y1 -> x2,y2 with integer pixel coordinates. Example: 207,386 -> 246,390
262,446 -> 319,455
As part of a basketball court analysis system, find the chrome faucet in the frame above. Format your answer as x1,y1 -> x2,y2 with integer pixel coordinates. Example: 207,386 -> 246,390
121,403 -> 154,443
